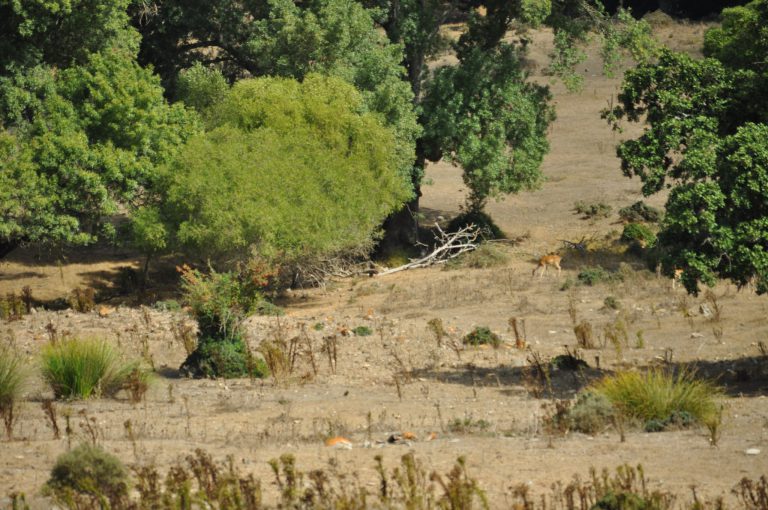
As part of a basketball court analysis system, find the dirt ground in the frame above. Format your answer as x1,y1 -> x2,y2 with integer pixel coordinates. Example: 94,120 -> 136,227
1,19 -> 766,508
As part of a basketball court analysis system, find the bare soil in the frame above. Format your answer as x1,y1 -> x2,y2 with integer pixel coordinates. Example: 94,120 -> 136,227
1,20 -> 766,508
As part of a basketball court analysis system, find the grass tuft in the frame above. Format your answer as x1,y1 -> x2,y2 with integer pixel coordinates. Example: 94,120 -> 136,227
40,338 -> 141,400
0,347 -> 27,438
592,369 -> 722,430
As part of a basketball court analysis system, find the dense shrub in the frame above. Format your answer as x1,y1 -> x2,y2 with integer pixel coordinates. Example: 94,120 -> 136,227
45,443 -> 129,508
40,338 -> 142,399
178,266 -> 270,379
574,201 -> 612,219
621,223 -> 657,247
618,201 -> 662,223
592,369 -> 722,430
462,327 -> 502,348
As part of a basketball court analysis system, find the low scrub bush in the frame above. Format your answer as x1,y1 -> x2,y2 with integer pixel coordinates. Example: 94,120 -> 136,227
353,325 -> 373,337
0,292 -> 28,321
621,223 -> 657,247
592,369 -> 722,431
462,327 -> 502,348
574,201 -> 612,220
445,243 -> 509,269
569,392 -> 615,435
0,347 -> 27,438
45,443 -> 129,508
577,266 -> 622,286
618,201 -> 662,223
40,338 -> 144,399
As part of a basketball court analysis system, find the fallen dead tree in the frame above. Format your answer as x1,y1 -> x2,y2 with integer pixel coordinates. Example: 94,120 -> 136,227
377,223 -> 482,276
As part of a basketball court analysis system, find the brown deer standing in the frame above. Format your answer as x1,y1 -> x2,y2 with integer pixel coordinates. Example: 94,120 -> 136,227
533,254 -> 562,277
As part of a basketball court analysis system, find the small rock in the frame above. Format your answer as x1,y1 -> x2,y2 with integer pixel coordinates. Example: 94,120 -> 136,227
699,304 -> 712,317
745,448 -> 761,455
690,332 -> 704,338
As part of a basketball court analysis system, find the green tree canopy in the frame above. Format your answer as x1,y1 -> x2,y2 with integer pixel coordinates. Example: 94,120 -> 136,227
606,0 -> 768,293
0,7 -> 200,258
157,75 -> 411,266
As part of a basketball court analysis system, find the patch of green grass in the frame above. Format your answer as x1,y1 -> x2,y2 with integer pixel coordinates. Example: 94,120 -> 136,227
152,299 -> 181,312
462,326 -> 502,348
352,325 -> 373,337
448,416 -> 492,434
40,338 -> 139,399
592,369 -> 722,430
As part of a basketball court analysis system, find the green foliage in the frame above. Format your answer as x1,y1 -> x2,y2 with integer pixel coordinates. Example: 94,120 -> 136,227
446,210 -> 506,240
618,201 -> 662,223
136,0 -> 419,181
423,44 -> 554,210
45,443 -> 129,508
574,200 -> 612,219
593,369 -> 722,429
152,300 -> 181,312
182,337 -> 268,379
162,75 -> 410,264
607,2 -> 768,294
0,45 -> 199,256
621,224 -> 657,247
462,327 -> 502,348
175,63 -> 229,117
577,267 -> 621,286
353,326 -> 373,337
568,391 -> 615,435
40,338 -> 141,399
178,266 -> 271,379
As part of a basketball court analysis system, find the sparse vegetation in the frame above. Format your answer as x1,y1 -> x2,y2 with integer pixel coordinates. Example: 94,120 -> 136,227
462,327 -> 502,348
40,338 -> 145,400
0,347 -> 27,438
578,266 -> 622,286
574,201 -> 612,220
569,392 -> 615,435
604,296 -> 621,310
592,369 -> 722,432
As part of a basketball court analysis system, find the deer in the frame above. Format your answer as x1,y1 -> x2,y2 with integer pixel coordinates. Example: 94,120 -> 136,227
532,254 -> 562,278
671,268 -> 684,289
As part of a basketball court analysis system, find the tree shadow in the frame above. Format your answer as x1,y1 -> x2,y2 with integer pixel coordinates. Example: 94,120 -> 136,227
410,361 -> 609,400
0,271 -> 46,281
667,355 -> 768,397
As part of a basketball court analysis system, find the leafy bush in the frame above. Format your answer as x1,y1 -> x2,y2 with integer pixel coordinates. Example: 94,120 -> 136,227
462,327 -> 502,348
577,266 -> 622,286
445,243 -> 509,269
181,338 -> 268,379
621,223 -> 657,247
352,326 -> 373,337
40,338 -> 141,399
45,443 -> 128,508
592,369 -> 722,429
0,348 -> 27,437
178,266 -> 271,378
618,201 -> 662,223
569,392 -> 615,435
447,210 -> 505,239
574,201 -> 612,219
